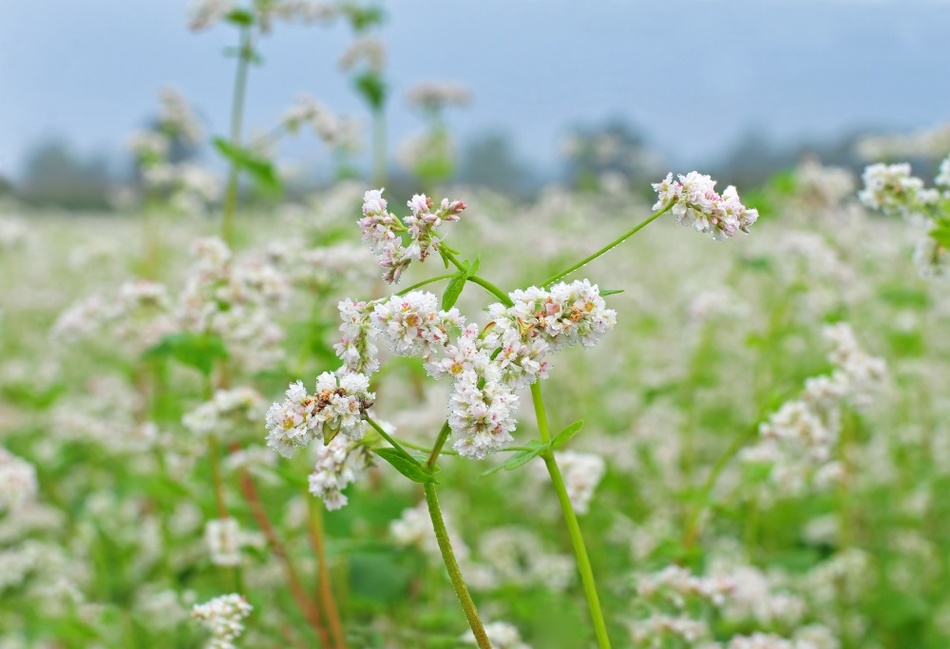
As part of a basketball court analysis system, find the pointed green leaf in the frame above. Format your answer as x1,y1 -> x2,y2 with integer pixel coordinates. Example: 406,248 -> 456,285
599,289 -> 624,297
213,137 -> 281,194
467,254 -> 481,277
372,447 -> 436,484
480,441 -> 548,477
144,332 -> 229,376
551,420 -> 585,449
442,271 -> 467,310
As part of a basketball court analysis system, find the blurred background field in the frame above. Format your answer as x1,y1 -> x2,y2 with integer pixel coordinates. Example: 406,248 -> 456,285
1,2 -> 950,649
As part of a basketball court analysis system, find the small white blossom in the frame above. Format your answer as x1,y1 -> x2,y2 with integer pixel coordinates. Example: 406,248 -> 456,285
372,292 -> 463,360
205,518 -> 242,567
265,373 -> 374,457
858,163 -> 938,219
308,435 -> 373,510
461,621 -> 531,649
0,447 -> 37,512
192,593 -> 252,649
652,172 -> 759,239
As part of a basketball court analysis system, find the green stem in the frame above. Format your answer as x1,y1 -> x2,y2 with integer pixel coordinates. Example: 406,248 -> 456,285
440,247 -> 513,306
423,482 -> 490,648
540,203 -> 673,288
364,416 -> 414,461
682,423 -> 758,550
427,421 -> 452,469
372,107 -> 387,187
530,382 -> 611,648
222,26 -> 252,247
397,273 -> 457,296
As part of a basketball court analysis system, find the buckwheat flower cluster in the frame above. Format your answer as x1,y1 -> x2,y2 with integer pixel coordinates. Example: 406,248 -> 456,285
334,298 -> 380,375
192,594 -> 252,649
858,163 -> 938,219
461,621 -> 532,649
128,131 -> 170,165
636,566 -> 736,608
391,500 -> 470,562
178,237 -> 288,368
204,518 -> 242,567
406,81 -> 472,112
371,292 -> 464,360
188,0 -> 235,31
183,387 -> 264,439
448,363 -> 520,460
630,615 -> 710,647
477,527 -> 574,592
157,87 -> 204,145
338,36 -> 385,73
308,435 -> 374,510
0,447 -> 37,512
740,323 -> 886,493
652,172 -> 759,240
143,162 -> 221,216
359,188 -> 466,283
281,95 -> 354,147
549,451 -> 605,515
265,372 -> 374,457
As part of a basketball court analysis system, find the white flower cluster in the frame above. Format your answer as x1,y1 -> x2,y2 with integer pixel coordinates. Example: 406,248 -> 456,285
630,614 -> 710,647
858,163 -> 938,219
191,593 -> 252,649
652,172 -> 759,240
157,87 -> 204,145
390,500 -> 469,562
183,387 -> 264,439
371,292 -> 463,359
406,82 -> 472,112
359,188 -> 466,283
476,527 -> 574,592
269,242 -> 374,291
178,237 -> 289,368
461,621 -> 532,649
636,565 -> 736,608
334,298 -> 380,375
204,518 -> 243,567
281,95 -> 359,149
794,158 -> 856,208
188,0 -> 336,32
55,238 -> 284,365
308,435 -> 373,510
856,122 -> 950,160
541,450 -> 606,515
144,163 -> 221,217
335,280 -> 614,460
338,36 -> 385,73
0,447 -> 37,512
265,372 -> 374,457
740,322 -> 886,493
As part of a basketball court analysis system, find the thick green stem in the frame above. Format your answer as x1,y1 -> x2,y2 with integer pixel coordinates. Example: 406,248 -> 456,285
423,482 -> 490,648
530,382 -> 611,648
427,421 -> 452,469
372,107 -> 387,187
540,203 -> 673,288
222,27 -> 252,247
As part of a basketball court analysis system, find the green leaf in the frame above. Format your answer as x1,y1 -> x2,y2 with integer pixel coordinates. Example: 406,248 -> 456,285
213,137 -> 281,194
599,288 -> 624,297
353,71 -> 387,111
551,420 -> 584,449
225,9 -> 255,26
930,226 -> 950,249
372,447 -> 436,484
481,441 -> 548,477
144,332 -> 229,376
442,271 -> 467,310
468,254 -> 481,277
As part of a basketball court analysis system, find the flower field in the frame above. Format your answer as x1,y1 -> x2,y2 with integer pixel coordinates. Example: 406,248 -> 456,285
2,2 -> 950,649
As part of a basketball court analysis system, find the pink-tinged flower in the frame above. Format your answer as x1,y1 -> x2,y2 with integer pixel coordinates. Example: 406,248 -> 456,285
652,172 -> 758,240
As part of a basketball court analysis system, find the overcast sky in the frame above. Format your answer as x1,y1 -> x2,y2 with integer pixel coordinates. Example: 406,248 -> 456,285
2,0 -> 950,178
